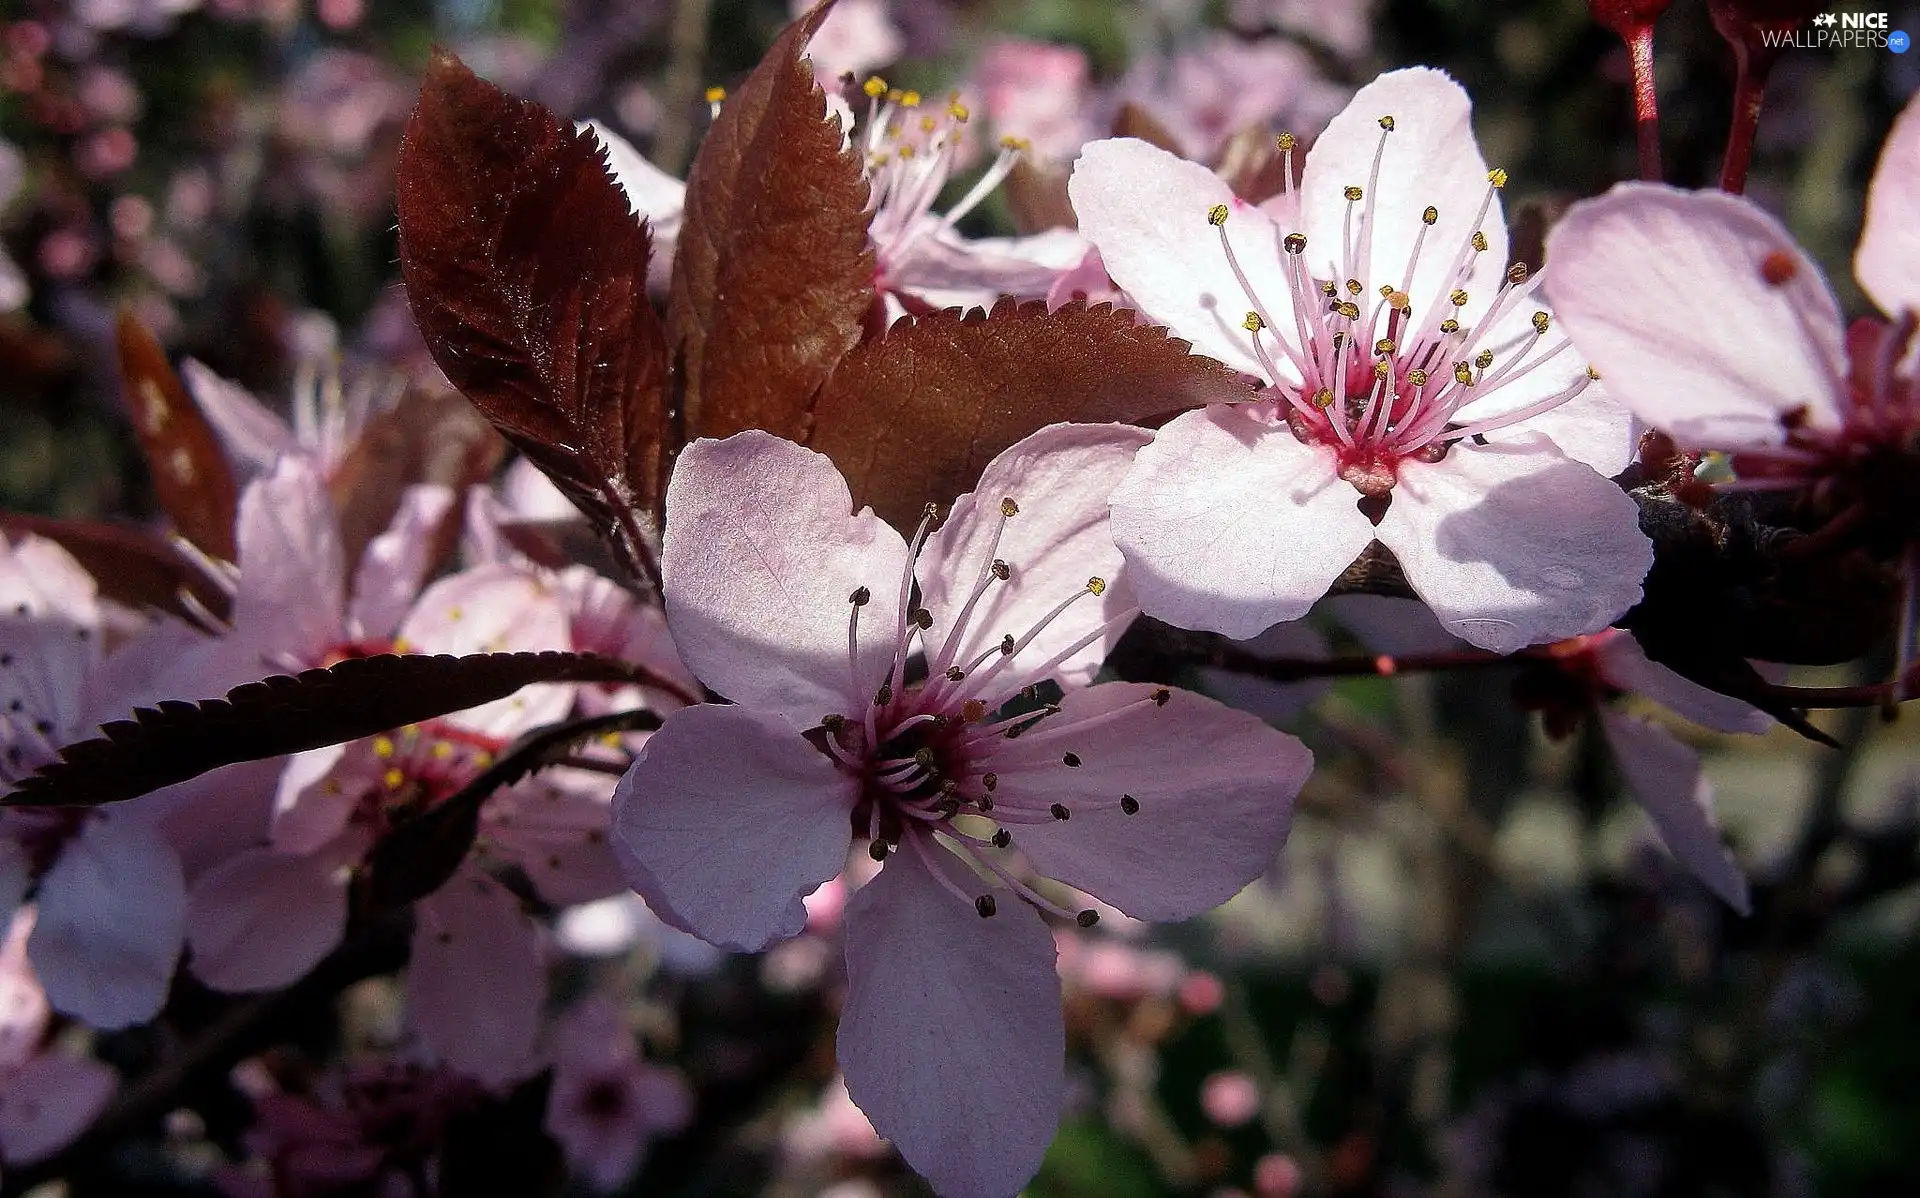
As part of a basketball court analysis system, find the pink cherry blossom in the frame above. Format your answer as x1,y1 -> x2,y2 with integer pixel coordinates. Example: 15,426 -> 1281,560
971,39 -> 1094,163
1547,92 -> 1920,689
1,533 -> 188,1029
614,425 -> 1311,1197
794,0 -> 903,86
1115,32 -> 1350,163
543,993 -> 692,1190
0,908 -> 118,1165
1071,67 -> 1651,651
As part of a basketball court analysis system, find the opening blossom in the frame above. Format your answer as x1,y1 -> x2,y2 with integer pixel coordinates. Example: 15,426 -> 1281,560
613,425 -> 1310,1198
1070,68 -> 1652,651
1546,92 -> 1920,686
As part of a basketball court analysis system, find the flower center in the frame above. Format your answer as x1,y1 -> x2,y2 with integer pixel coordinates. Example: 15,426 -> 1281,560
349,721 -> 504,834
817,497 -> 1140,924
1208,120 -> 1597,496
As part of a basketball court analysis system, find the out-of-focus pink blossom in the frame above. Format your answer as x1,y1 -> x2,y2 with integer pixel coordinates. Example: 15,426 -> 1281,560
794,0 -> 902,85
544,994 -> 692,1191
1201,1069 -> 1263,1127
1117,33 -> 1350,163
614,426 -> 1310,1197
972,39 -> 1094,163
1073,68 -> 1651,650
0,908 -> 118,1165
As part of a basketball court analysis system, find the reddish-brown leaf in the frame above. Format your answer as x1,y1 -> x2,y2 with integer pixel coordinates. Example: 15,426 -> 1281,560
115,312 -> 239,562
666,0 -> 875,445
5,651 -> 653,809
0,512 -> 231,623
396,52 -> 667,584
1003,158 -> 1077,234
806,299 -> 1256,527
1112,102 -> 1186,155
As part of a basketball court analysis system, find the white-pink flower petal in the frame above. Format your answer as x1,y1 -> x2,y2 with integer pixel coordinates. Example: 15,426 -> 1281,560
29,812 -> 184,1029
995,684 -> 1306,921
1547,183 -> 1847,446
838,853 -> 1064,1198
1857,92 -> 1920,319
185,847 -> 348,992
1598,710 -> 1750,914
612,703 -> 855,952
409,870 -> 545,1089
661,432 -> 908,726
1375,443 -> 1651,652
1111,405 -> 1378,639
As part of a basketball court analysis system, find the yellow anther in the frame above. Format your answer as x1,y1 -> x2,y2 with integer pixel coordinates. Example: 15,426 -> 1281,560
948,100 -> 970,122
1379,283 -> 1395,297
431,741 -> 453,760
1387,290 -> 1411,311
704,86 -> 726,104
997,134 -> 1030,151
373,736 -> 396,760
1487,168 -> 1509,188
1471,231 -> 1489,253
1586,365 -> 1602,380
1379,115 -> 1396,131
1373,360 -> 1391,378
898,144 -> 916,159
1283,232 -> 1307,255
1375,337 -> 1396,355
1422,205 -> 1438,225
901,90 -> 922,107
1276,131 -> 1296,151
1207,203 -> 1230,226
1243,311 -> 1266,332
886,87 -> 902,102
863,75 -> 888,97
1507,262 -> 1530,284
1343,185 -> 1364,202
1450,289 -> 1469,307
391,636 -> 412,653
920,116 -> 937,133
1001,497 -> 1019,517
1313,387 -> 1334,408
598,731 -> 624,747
1475,349 -> 1495,369
1531,311 -> 1550,334
1319,280 -> 1337,297
1454,361 -> 1474,384
1407,368 -> 1429,386
447,606 -> 463,621
1334,300 -> 1361,320
1086,577 -> 1107,596
474,752 -> 493,767
1345,279 -> 1363,295
382,767 -> 406,789
1439,318 -> 1460,334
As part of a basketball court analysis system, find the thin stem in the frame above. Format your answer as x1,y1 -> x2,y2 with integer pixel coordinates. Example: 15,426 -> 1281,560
1627,23 -> 1664,181
1720,39 -> 1779,194
1204,644 -> 1510,684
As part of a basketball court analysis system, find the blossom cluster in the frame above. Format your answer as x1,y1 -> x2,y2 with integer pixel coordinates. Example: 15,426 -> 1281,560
0,0 -> 1916,1195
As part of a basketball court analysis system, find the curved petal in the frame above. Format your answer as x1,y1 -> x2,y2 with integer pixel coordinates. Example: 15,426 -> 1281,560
1857,91 -> 1920,318
1111,405 -> 1378,639
410,870 -> 545,1089
662,432 -> 908,725
30,813 -> 185,1029
1069,137 -> 1298,380
1592,632 -> 1771,735
917,423 -> 1150,693
397,564 -> 575,736
347,484 -> 457,641
993,683 -> 1307,920
233,456 -> 345,663
269,743 -> 356,855
1376,442 -> 1652,653
1300,68 -> 1507,324
1599,710 -> 1750,914
583,121 -> 683,292
839,852 -> 1064,1198
612,704 -> 854,952
481,778 -> 627,909
185,847 -> 348,992
890,228 -> 1088,312
180,359 -> 296,481
1546,183 -> 1846,446
0,1052 -> 117,1165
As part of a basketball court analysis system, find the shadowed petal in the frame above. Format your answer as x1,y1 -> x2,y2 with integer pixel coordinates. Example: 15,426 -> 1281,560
1594,632 -> 1772,735
1599,710 -> 1750,914
185,847 -> 349,992
30,812 -> 184,1029
410,870 -> 545,1088
232,456 -> 345,663
1111,405 -> 1377,639
1377,442 -> 1651,653
347,484 -> 457,641
0,1052 -> 117,1165
612,704 -> 854,952
995,683 -> 1307,920
839,852 -> 1064,1198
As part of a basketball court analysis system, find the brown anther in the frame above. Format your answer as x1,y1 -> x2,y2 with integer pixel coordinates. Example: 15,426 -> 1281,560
1000,634 -> 1016,656
1343,185 -> 1364,201
1050,803 -> 1071,820
874,683 -> 893,706
991,559 -> 1012,581
913,747 -> 936,768
946,666 -> 966,681
1062,752 -> 1082,767
982,772 -> 998,791
1439,318 -> 1460,334
1152,688 -> 1170,706
1345,279 -> 1363,296
1283,232 -> 1307,255
991,829 -> 1012,848
1076,909 -> 1100,927
1449,288 -> 1469,307
1120,794 -> 1140,815
1531,311 -> 1550,334
912,608 -> 933,630
1276,132 -> 1296,151
1471,231 -> 1489,253
975,895 -> 997,918
850,586 -> 871,605
1475,349 -> 1495,370
1375,337 -> 1396,355
961,698 -> 987,722
1422,205 -> 1439,225
1506,262 -> 1529,284
1000,497 -> 1019,517
869,841 -> 890,861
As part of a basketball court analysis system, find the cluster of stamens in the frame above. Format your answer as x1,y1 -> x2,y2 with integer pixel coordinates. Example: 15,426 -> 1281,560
345,722 -> 503,833
818,499 -> 1162,922
1211,120 -> 1598,499
851,75 -> 1027,292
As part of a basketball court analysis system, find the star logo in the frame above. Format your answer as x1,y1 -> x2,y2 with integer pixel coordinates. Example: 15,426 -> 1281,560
1813,12 -> 1838,25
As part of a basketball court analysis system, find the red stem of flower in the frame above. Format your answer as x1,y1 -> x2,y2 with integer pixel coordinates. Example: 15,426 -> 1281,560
1627,23 -> 1664,181
1204,646 -> 1509,683
1720,37 -> 1780,194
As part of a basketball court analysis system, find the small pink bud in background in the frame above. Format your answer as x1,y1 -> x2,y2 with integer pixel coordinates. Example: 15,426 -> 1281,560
1200,1070 -> 1262,1127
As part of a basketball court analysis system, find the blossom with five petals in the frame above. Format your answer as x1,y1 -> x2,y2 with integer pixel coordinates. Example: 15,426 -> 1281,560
1070,68 -> 1652,651
613,425 -> 1310,1198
